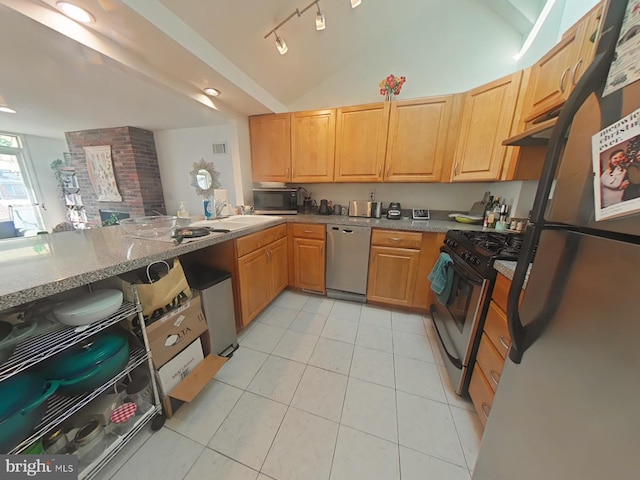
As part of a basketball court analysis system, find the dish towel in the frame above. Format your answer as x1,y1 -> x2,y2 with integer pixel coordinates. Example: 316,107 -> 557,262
428,252 -> 454,305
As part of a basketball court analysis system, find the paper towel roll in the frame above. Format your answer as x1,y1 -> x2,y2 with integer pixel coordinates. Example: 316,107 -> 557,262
214,189 -> 231,216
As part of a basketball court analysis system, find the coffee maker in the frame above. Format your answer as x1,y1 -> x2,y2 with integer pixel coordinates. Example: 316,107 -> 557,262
387,202 -> 402,220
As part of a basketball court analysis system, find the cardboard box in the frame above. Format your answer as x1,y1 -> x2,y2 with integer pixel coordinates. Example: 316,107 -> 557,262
156,337 -> 205,396
147,294 -> 207,368
160,332 -> 228,418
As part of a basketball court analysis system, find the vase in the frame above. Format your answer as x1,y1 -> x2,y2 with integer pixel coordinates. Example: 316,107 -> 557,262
385,92 -> 395,101
203,199 -> 212,219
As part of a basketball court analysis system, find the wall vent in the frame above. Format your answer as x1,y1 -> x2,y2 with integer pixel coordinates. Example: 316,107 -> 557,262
212,142 -> 227,155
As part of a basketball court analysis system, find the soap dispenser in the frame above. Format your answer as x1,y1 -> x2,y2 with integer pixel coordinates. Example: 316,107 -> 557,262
177,201 -> 189,218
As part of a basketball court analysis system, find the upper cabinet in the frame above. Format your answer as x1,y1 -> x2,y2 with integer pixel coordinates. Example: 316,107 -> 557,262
451,72 -> 523,182
384,96 -> 454,182
291,109 -> 336,183
335,102 -> 390,182
521,2 -> 603,123
250,113 -> 291,182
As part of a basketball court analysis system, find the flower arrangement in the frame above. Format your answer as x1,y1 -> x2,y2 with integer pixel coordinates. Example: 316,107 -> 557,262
379,74 -> 406,99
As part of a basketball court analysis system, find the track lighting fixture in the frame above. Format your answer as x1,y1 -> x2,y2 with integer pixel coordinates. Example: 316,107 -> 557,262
266,0 -> 345,54
351,0 -> 362,8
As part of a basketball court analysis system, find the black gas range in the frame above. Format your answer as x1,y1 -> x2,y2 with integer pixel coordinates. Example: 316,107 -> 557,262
443,230 -> 525,278
431,229 -> 525,396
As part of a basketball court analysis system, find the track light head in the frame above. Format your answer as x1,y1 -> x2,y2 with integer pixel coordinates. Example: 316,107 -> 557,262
274,31 -> 288,54
315,7 -> 325,31
351,0 -> 362,8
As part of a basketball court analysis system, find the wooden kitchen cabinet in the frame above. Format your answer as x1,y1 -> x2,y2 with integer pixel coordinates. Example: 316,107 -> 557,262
412,232 -> 446,311
288,223 -> 326,293
335,102 -> 390,182
522,2 -> 602,123
469,272 -> 515,428
451,71 -> 523,182
384,96 -> 454,182
250,113 -> 291,182
236,226 -> 288,327
367,229 -> 422,307
291,109 -> 336,183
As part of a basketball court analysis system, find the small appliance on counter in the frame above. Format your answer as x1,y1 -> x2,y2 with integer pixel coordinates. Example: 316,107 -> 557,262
252,187 -> 297,215
318,199 -> 331,215
348,200 -> 382,219
387,202 -> 402,220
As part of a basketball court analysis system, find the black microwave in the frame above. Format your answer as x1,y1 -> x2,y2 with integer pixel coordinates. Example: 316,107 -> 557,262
253,188 -> 298,215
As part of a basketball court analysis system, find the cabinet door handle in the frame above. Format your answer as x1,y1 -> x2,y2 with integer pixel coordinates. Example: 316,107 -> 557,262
286,167 -> 290,178
292,167 -> 295,178
390,237 -> 403,241
559,67 -> 570,93
267,250 -> 272,263
499,335 -> 511,350
386,164 -> 390,176
571,58 -> 584,85
454,162 -> 459,177
304,230 -> 313,233
378,165 -> 382,176
489,370 -> 500,386
481,402 -> 490,419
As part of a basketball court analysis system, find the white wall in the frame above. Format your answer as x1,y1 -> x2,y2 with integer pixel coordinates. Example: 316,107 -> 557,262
154,125 -> 236,218
559,0 -> 600,33
288,0 -> 523,111
296,180 -> 533,218
22,134 -> 69,230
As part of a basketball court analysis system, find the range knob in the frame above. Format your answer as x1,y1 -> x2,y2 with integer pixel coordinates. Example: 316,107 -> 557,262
461,252 -> 470,261
445,239 -> 458,248
473,257 -> 481,265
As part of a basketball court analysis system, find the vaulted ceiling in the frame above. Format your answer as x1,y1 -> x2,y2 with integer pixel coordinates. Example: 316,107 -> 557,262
0,0 -> 548,139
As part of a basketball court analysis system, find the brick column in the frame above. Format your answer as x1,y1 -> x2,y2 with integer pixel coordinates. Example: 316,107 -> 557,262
65,126 -> 166,226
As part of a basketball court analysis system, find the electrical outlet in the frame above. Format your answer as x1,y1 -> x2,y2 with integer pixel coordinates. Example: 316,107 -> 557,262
369,189 -> 376,201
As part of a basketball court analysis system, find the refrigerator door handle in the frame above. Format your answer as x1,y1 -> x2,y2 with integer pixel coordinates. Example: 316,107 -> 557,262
529,1 -> 627,225
508,226 -> 580,363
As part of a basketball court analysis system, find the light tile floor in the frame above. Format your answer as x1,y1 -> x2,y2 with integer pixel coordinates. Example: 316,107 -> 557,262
97,290 -> 482,480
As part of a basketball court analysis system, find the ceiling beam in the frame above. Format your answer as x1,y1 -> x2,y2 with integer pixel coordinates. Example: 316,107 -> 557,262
121,0 -> 287,114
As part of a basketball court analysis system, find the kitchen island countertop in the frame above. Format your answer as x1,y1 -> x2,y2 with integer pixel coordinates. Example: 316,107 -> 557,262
0,215 -> 486,310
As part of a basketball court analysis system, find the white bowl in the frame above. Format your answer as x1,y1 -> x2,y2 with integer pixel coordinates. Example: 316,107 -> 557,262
54,290 -> 124,326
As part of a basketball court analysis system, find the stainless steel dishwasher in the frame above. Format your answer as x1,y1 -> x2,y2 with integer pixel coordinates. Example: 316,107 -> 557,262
326,224 -> 371,302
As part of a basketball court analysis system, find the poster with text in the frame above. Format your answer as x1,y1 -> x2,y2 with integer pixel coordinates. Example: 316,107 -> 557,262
603,1 -> 640,96
84,145 -> 122,202
592,107 -> 640,220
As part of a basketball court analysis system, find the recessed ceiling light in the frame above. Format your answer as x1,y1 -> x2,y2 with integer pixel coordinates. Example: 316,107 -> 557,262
56,2 -> 95,23
203,88 -> 220,96
0,106 -> 17,114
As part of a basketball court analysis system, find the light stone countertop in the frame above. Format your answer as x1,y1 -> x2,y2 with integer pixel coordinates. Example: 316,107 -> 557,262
0,214 -> 488,310
494,260 -> 532,289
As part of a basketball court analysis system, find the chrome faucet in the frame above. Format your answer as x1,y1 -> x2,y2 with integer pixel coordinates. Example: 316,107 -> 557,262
213,199 -> 228,218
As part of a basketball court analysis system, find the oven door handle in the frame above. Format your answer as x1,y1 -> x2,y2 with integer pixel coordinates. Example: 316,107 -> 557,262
429,305 -> 463,370
439,247 -> 484,286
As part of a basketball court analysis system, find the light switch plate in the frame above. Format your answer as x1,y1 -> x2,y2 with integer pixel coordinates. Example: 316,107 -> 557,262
412,208 -> 430,220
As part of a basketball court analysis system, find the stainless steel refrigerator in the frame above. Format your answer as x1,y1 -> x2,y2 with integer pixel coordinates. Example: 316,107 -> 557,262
474,1 -> 640,478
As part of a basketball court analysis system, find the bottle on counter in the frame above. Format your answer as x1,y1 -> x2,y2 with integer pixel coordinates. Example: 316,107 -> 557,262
483,196 -> 494,228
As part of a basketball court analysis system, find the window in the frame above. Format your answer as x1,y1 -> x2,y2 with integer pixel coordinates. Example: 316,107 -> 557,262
0,133 -> 44,233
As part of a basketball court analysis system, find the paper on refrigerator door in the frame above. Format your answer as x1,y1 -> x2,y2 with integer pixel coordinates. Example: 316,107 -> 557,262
592,107 -> 640,220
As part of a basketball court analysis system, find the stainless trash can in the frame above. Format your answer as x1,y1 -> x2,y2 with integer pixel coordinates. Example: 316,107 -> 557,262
183,267 -> 238,357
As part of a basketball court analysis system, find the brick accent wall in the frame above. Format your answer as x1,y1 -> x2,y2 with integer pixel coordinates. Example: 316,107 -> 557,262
65,127 -> 166,225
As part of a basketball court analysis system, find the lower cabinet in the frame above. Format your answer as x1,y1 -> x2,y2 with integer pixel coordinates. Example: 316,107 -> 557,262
236,228 -> 288,328
289,223 -> 326,293
367,229 -> 421,308
469,272 -> 514,428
